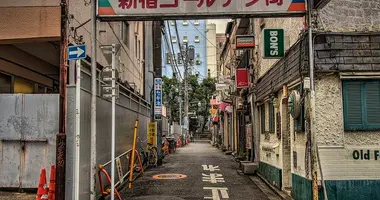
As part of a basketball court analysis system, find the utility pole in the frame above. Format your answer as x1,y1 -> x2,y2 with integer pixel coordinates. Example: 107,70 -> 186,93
90,0 -> 97,198
153,21 -> 163,165
307,0 -> 318,199
56,0 -> 68,198
183,43 -> 189,134
179,97 -> 183,137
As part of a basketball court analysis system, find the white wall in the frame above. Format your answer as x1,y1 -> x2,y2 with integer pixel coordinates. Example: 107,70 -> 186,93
206,23 -> 217,78
68,1 -> 145,95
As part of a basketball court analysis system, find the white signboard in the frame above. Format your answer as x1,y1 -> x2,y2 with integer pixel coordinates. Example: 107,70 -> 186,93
215,83 -> 229,91
98,0 -> 306,19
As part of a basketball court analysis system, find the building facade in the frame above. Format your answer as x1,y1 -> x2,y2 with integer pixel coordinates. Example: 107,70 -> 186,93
217,0 -> 380,199
162,20 -> 207,79
0,1 -> 153,198
206,23 -> 217,78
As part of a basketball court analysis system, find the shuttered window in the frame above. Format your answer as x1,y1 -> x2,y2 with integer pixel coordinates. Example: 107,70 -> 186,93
343,80 -> 380,131
260,104 -> 266,134
269,102 -> 275,132
294,104 -> 305,132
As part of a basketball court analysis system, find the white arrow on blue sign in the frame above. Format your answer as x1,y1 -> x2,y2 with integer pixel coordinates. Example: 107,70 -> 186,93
68,45 -> 86,60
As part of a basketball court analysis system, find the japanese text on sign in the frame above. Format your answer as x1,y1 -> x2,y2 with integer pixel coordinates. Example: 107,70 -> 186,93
148,122 -> 157,148
98,0 -> 306,19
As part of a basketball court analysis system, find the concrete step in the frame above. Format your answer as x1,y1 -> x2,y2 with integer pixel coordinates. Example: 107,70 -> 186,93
239,161 -> 258,175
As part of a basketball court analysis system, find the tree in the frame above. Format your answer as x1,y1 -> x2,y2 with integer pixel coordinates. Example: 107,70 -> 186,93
162,76 -> 181,123
162,75 -> 216,133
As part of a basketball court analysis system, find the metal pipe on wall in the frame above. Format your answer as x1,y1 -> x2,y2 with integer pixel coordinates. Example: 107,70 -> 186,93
90,0 -> 97,199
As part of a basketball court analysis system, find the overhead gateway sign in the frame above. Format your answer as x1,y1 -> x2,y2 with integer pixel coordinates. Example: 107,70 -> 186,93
98,0 -> 306,20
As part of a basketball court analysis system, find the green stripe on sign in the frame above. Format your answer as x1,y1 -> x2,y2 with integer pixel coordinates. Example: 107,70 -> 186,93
98,0 -> 112,7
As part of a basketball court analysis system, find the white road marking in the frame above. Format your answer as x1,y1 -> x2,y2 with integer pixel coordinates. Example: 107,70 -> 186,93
202,165 -> 220,172
203,187 -> 229,200
202,173 -> 225,183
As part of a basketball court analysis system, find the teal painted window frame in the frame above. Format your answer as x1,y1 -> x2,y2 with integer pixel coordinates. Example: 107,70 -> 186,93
260,104 -> 266,134
343,80 -> 380,131
269,102 -> 275,133
293,85 -> 305,132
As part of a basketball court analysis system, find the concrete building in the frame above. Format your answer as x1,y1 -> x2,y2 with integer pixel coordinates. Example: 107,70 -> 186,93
250,1 -> 380,199
162,20 -> 207,79
0,1 -> 154,198
215,1 -> 380,199
216,33 -> 226,76
206,23 -> 217,78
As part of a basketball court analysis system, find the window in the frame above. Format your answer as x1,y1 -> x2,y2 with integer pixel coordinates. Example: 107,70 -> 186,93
135,34 -> 138,59
138,40 -> 141,60
170,20 -> 175,26
14,77 -> 34,94
171,36 -> 177,43
194,36 -> 200,43
269,102 -> 275,132
183,20 -> 188,26
177,53 -> 182,64
0,72 -> 11,93
196,54 -> 201,65
343,80 -> 380,130
294,102 -> 305,132
122,22 -> 130,47
260,104 -> 266,134
166,53 -> 171,64
194,20 -> 199,25
183,36 -> 188,43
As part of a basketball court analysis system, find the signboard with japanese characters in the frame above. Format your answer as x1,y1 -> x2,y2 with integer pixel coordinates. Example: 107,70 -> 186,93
148,122 -> 157,148
98,0 -> 306,20
154,78 -> 162,120
235,68 -> 249,88
236,35 -> 255,49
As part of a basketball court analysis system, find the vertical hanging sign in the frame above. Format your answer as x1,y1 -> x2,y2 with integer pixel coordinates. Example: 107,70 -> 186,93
235,68 -> 249,88
263,29 -> 285,59
154,78 -> 163,120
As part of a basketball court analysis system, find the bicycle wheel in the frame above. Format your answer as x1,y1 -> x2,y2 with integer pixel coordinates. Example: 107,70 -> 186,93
148,147 -> 158,167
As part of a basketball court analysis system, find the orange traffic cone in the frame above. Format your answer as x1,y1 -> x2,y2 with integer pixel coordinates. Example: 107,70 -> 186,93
48,165 -> 56,200
36,168 -> 49,200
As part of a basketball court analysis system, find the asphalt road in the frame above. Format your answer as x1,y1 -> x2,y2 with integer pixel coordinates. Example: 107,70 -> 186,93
120,141 -> 279,200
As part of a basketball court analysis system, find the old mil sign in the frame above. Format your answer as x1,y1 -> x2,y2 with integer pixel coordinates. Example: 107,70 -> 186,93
263,28 -> 285,58
236,35 -> 255,49
98,0 -> 306,20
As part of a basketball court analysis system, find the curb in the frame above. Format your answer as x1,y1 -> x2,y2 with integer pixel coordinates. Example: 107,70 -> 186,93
255,173 -> 293,200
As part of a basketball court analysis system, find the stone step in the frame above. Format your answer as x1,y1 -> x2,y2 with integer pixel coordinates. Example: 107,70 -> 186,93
239,161 -> 258,175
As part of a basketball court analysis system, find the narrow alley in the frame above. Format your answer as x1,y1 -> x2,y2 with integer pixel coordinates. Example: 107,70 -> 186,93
120,141 -> 280,200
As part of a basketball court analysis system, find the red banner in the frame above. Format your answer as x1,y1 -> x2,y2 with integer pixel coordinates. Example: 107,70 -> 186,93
235,68 -> 249,88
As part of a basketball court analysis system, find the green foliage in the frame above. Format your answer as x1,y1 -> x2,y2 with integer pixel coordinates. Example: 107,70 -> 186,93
162,75 -> 216,132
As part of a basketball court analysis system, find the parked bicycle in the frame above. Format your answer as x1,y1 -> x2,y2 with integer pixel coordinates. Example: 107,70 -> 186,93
131,136 -> 158,170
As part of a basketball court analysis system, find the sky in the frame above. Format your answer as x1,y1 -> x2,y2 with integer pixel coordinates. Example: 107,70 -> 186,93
206,19 -> 231,34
